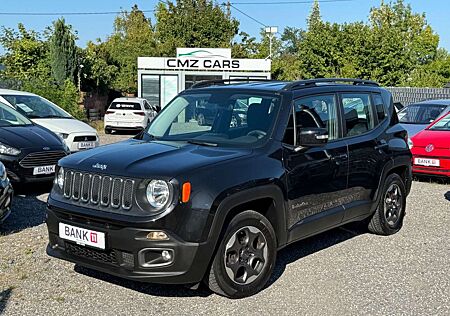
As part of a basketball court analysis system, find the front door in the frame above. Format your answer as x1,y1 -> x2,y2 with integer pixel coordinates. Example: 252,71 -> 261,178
283,94 -> 349,242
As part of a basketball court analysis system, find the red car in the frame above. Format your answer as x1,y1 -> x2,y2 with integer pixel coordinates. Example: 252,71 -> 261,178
410,111 -> 450,177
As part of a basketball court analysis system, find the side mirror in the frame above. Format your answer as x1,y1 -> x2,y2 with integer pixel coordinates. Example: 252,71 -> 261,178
296,127 -> 328,148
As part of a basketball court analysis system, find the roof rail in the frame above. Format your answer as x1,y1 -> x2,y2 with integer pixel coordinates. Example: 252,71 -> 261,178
283,78 -> 379,91
190,78 -> 274,89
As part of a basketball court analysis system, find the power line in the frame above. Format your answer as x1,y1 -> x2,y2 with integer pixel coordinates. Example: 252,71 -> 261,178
231,0 -> 353,4
0,10 -> 155,16
228,3 -> 267,27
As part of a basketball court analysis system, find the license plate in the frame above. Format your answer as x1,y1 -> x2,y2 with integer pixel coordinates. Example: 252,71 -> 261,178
414,157 -> 440,167
78,141 -> 95,149
59,223 -> 105,249
33,165 -> 55,175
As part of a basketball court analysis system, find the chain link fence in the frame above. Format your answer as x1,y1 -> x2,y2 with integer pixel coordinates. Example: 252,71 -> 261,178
387,87 -> 450,106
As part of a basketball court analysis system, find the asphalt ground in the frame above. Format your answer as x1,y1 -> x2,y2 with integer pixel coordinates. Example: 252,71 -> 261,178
1,132 -> 449,315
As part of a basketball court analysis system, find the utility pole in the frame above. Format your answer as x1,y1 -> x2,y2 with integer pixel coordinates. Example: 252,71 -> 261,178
265,26 -> 278,60
226,1 -> 231,17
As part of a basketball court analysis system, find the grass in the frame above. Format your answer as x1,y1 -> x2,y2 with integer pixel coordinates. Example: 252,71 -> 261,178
89,120 -> 104,132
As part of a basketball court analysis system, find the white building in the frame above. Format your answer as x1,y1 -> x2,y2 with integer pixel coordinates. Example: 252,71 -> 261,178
137,48 -> 271,109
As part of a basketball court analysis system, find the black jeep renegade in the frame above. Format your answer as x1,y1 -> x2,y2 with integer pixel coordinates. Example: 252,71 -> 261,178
46,78 -> 412,298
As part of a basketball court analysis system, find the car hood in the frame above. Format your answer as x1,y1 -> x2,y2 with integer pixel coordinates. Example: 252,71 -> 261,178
31,118 -> 96,134
400,123 -> 429,137
0,125 -> 64,149
411,129 -> 450,148
59,139 -> 252,178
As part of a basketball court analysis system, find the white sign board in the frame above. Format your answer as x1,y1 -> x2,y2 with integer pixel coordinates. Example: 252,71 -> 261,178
138,57 -> 271,72
176,48 -> 231,59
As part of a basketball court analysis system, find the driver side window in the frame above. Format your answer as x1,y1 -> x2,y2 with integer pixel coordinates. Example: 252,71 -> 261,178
283,94 -> 339,146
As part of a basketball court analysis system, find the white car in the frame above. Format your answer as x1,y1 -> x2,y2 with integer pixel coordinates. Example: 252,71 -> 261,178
104,97 -> 158,134
0,89 -> 99,152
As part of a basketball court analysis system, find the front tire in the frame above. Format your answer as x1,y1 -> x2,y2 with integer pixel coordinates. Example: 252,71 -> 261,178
368,173 -> 406,235
207,210 -> 277,298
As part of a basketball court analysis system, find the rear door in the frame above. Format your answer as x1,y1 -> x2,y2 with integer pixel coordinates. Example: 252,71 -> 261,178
340,92 -> 391,221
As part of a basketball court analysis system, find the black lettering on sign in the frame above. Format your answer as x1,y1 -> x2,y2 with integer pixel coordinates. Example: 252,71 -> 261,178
203,60 -> 212,68
177,59 -> 189,68
213,60 -> 222,68
167,59 -> 176,67
222,60 -> 231,68
190,59 -> 199,68
232,60 -> 240,69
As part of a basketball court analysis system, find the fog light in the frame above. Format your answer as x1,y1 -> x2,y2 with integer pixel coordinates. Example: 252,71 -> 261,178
161,250 -> 172,261
147,231 -> 169,241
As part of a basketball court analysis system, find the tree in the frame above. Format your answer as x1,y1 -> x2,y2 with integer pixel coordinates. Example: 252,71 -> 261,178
0,23 -> 50,82
104,5 -> 157,94
155,0 -> 239,56
49,18 -> 77,86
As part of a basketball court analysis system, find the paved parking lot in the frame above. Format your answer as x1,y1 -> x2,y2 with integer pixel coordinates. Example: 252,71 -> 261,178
1,133 -> 449,315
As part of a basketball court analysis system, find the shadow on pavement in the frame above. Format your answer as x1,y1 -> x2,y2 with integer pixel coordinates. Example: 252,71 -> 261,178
75,222 -> 366,298
445,191 -> 450,202
0,287 -> 13,314
74,265 -> 212,298
0,182 -> 52,235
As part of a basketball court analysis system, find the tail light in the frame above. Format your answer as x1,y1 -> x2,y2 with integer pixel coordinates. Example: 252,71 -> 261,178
106,111 -> 115,114
134,112 -> 145,116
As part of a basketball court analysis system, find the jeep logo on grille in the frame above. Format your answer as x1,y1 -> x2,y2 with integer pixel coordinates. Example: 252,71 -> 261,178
92,163 -> 107,170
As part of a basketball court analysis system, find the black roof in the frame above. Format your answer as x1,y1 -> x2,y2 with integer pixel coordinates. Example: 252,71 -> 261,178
189,78 -> 380,92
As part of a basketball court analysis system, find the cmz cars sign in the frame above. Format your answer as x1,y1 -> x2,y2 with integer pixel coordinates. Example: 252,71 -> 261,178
166,58 -> 240,69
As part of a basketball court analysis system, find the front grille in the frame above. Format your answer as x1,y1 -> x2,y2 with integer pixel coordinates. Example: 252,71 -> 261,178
63,170 -> 134,210
73,135 -> 97,142
65,242 -> 118,265
20,151 -> 67,168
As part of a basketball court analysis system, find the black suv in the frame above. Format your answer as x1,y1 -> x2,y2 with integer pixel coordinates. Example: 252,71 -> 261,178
46,78 -> 412,298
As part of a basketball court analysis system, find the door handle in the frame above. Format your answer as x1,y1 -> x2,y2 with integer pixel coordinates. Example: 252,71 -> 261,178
331,153 -> 348,161
374,141 -> 388,151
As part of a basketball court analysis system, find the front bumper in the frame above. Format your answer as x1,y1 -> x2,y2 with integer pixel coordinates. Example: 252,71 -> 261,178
65,132 -> 100,153
46,206 -> 211,284
412,155 -> 450,177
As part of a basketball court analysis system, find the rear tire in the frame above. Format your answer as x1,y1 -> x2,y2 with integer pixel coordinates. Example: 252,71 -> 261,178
104,128 -> 111,134
207,210 -> 277,298
368,173 -> 406,235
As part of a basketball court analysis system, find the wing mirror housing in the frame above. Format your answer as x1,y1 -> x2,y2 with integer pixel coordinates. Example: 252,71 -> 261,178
296,127 -> 329,150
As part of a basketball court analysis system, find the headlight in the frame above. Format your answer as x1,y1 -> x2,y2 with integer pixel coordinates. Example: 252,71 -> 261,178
0,143 -> 21,156
0,163 -> 7,181
57,133 -> 69,140
146,180 -> 171,210
56,167 -> 64,189
407,137 -> 413,149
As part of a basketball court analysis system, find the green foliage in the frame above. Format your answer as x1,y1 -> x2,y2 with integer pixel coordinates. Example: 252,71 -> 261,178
105,5 -> 157,94
0,24 -> 51,81
155,0 -> 239,56
49,18 -> 77,86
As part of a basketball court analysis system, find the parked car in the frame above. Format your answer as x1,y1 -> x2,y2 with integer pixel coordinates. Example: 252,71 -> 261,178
46,78 -> 412,298
0,89 -> 99,152
104,97 -> 158,134
410,111 -> 450,177
0,101 -> 69,183
0,162 -> 13,225
398,99 -> 450,136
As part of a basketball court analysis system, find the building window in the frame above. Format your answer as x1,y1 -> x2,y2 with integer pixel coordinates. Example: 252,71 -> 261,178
141,74 -> 178,109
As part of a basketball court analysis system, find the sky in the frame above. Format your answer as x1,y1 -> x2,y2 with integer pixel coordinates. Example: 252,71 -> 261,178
0,0 -> 449,54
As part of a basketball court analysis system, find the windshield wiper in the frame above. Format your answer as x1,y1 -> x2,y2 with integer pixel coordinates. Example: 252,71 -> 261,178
187,139 -> 218,147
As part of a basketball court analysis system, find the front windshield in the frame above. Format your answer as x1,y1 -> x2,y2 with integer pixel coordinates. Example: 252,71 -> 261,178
398,104 -> 446,124
428,112 -> 450,131
0,102 -> 33,127
146,91 -> 280,147
1,94 -> 72,119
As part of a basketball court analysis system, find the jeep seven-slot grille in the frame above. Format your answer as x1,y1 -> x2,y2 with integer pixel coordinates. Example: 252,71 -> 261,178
20,151 -> 67,168
63,170 -> 134,210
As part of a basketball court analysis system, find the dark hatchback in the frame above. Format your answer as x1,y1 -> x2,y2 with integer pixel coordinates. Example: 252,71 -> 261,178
46,78 -> 412,298
0,102 -> 69,183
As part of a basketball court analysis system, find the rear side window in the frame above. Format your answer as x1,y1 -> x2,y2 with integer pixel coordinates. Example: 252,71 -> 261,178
398,104 -> 446,124
109,102 -> 141,110
143,101 -> 151,110
373,94 -> 387,121
342,93 -> 374,137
